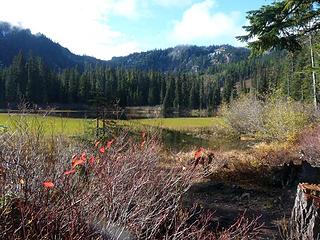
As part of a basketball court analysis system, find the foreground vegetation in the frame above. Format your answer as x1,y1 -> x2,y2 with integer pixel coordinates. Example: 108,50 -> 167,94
0,116 -> 264,239
1,95 -> 320,239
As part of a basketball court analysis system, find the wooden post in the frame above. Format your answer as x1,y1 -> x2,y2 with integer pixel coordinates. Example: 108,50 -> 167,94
290,183 -> 320,239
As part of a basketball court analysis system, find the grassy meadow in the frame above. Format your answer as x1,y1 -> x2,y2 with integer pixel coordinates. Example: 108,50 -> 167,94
0,113 -> 95,136
0,113 -> 224,136
130,117 -> 225,131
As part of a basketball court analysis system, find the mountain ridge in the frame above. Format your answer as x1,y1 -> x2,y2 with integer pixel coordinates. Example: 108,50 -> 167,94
0,21 -> 250,73
107,44 -> 250,72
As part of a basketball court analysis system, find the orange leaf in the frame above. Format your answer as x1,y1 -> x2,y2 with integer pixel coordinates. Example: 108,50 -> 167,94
64,169 -> 76,175
194,147 -> 205,160
72,159 -> 85,168
43,181 -> 54,189
106,139 -> 114,148
99,146 -> 105,153
89,156 -> 95,166
95,141 -> 100,148
141,140 -> 146,148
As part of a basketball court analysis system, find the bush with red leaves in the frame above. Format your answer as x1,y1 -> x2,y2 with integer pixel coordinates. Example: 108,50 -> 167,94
0,129 -> 264,239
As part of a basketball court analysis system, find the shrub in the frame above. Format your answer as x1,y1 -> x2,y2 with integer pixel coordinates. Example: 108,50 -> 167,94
262,98 -> 313,141
220,95 -> 314,141
0,116 -> 264,239
296,124 -> 320,165
220,95 -> 264,135
0,130 -> 196,239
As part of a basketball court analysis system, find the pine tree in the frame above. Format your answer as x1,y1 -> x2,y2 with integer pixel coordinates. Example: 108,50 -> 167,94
173,75 -> 180,110
238,0 -> 320,109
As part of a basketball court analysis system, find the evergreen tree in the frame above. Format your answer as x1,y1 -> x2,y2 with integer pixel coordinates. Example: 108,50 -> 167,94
238,0 -> 320,108
173,75 -> 180,110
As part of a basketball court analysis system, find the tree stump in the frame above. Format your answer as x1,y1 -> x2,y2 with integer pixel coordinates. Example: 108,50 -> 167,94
290,183 -> 320,239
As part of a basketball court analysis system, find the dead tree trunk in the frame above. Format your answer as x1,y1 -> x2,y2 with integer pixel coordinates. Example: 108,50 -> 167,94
309,34 -> 317,111
290,183 -> 320,239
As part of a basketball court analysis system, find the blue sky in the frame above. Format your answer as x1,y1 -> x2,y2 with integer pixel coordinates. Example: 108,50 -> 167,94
0,0 -> 273,60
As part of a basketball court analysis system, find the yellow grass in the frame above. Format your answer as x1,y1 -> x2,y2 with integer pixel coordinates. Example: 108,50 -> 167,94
129,117 -> 225,131
0,113 -> 225,136
0,113 -> 95,136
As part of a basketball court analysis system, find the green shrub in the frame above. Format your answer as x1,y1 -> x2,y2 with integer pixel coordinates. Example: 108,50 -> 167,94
262,98 -> 313,141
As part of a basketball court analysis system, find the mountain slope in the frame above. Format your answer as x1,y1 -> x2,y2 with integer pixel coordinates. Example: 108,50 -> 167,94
107,45 -> 250,73
0,22 -> 250,73
0,22 -> 102,69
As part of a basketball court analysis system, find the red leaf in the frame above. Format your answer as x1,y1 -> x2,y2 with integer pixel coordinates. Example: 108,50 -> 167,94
141,140 -> 146,148
106,139 -> 114,148
194,147 -> 205,160
99,146 -> 105,153
72,159 -> 85,168
89,156 -> 95,166
43,181 -> 54,189
64,169 -> 76,175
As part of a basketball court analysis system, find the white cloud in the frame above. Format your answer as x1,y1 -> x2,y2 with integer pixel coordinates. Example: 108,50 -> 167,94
111,0 -> 139,19
154,0 -> 193,7
0,0 -> 141,60
171,0 -> 243,44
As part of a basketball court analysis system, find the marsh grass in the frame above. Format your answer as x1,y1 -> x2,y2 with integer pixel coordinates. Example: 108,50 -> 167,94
130,117 -> 226,131
0,113 -> 95,136
0,114 -> 225,135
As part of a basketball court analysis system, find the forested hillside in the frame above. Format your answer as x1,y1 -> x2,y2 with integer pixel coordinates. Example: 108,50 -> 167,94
0,52 -> 222,112
1,46 -> 317,111
0,21 -> 250,73
212,46 -> 319,103
0,22 -> 102,69
107,45 -> 250,73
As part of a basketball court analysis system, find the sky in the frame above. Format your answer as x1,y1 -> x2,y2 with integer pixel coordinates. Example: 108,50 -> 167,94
0,0 -> 273,60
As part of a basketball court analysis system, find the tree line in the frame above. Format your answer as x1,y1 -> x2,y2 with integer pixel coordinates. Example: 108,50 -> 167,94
1,47 -> 319,113
0,52 -> 223,113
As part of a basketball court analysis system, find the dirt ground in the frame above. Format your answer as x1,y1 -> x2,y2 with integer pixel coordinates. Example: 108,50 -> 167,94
182,178 -> 296,239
